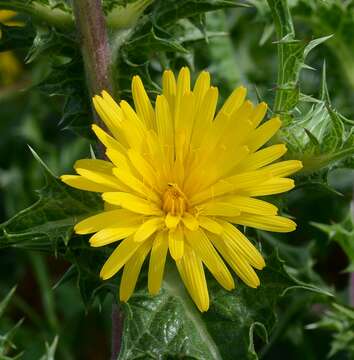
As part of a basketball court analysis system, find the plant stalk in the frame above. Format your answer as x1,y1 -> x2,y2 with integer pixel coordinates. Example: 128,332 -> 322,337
72,0 -> 112,152
72,0 -> 113,100
266,0 -> 297,123
72,1 -> 122,357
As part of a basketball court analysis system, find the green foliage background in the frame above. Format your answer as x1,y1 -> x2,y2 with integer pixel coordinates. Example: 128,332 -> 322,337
0,0 -> 353,359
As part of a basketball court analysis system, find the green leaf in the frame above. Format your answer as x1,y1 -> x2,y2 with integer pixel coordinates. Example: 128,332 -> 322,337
266,0 -> 332,124
39,336 -> 59,360
306,303 -> 354,358
0,288 -> 23,359
0,148 -> 102,251
280,64 -> 354,178
312,210 -> 354,268
292,0 -> 354,91
117,251 -> 330,360
0,0 -> 73,30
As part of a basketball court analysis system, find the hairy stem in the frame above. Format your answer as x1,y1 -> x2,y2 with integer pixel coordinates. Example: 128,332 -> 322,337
72,1 -> 122,356
72,0 -> 112,99
267,0 -> 298,124
72,0 -> 112,151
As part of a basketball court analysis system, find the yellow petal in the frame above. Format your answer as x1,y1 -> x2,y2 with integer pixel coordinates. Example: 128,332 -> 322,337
162,69 -> 176,111
120,239 -> 153,302
189,169 -> 272,205
75,209 -> 142,234
262,160 -> 303,177
76,168 -> 123,191
134,217 -> 164,242
250,102 -> 267,128
112,168 -> 160,204
155,95 -> 174,165
219,221 -> 265,269
127,149 -> 157,189
209,233 -> 260,288
119,100 -> 147,151
60,175 -> 116,192
74,159 -> 114,174
198,202 -> 241,217
228,213 -> 297,232
181,213 -> 199,231
198,216 -> 223,234
90,226 -> 139,247
105,148 -> 130,169
102,192 -> 163,216
92,95 -> 126,142
189,146 -> 250,193
185,228 -> 234,290
190,87 -> 218,149
218,86 -> 247,115
242,177 -> 295,196
168,225 -> 184,260
218,101 -> 254,149
247,117 -> 282,152
192,70 -> 210,114
175,91 -> 195,161
225,195 -> 278,216
176,244 -> 209,312
175,67 -> 190,109
99,235 -> 142,280
132,75 -> 155,129
236,144 -> 287,172
165,213 -> 181,229
91,124 -> 127,154
148,232 -> 169,295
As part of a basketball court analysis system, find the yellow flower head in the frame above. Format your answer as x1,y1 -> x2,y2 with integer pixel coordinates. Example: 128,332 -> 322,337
61,68 -> 302,312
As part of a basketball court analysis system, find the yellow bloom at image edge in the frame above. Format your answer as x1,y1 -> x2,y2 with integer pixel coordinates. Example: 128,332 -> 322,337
61,67 -> 302,312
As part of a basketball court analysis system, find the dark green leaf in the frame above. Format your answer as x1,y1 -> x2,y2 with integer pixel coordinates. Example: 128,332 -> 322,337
117,251 -> 330,360
0,148 -> 102,251
306,303 -> 354,358
312,210 -> 354,268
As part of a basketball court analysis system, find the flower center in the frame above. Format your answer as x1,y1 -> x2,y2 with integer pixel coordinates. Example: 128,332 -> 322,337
162,183 -> 187,216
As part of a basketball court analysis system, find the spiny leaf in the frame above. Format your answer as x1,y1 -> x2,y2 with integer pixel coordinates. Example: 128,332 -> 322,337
39,336 -> 59,360
280,64 -> 354,178
306,303 -> 354,358
117,251 -> 330,360
0,148 -> 102,251
312,210 -> 354,269
0,288 -> 23,359
266,0 -> 332,124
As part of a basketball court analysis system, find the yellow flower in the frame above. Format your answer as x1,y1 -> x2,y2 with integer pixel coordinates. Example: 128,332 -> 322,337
61,68 -> 302,312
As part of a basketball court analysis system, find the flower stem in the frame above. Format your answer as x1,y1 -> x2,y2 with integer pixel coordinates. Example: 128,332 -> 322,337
72,0 -> 113,154
266,0 -> 297,125
72,0 -> 113,99
72,1 -> 123,356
